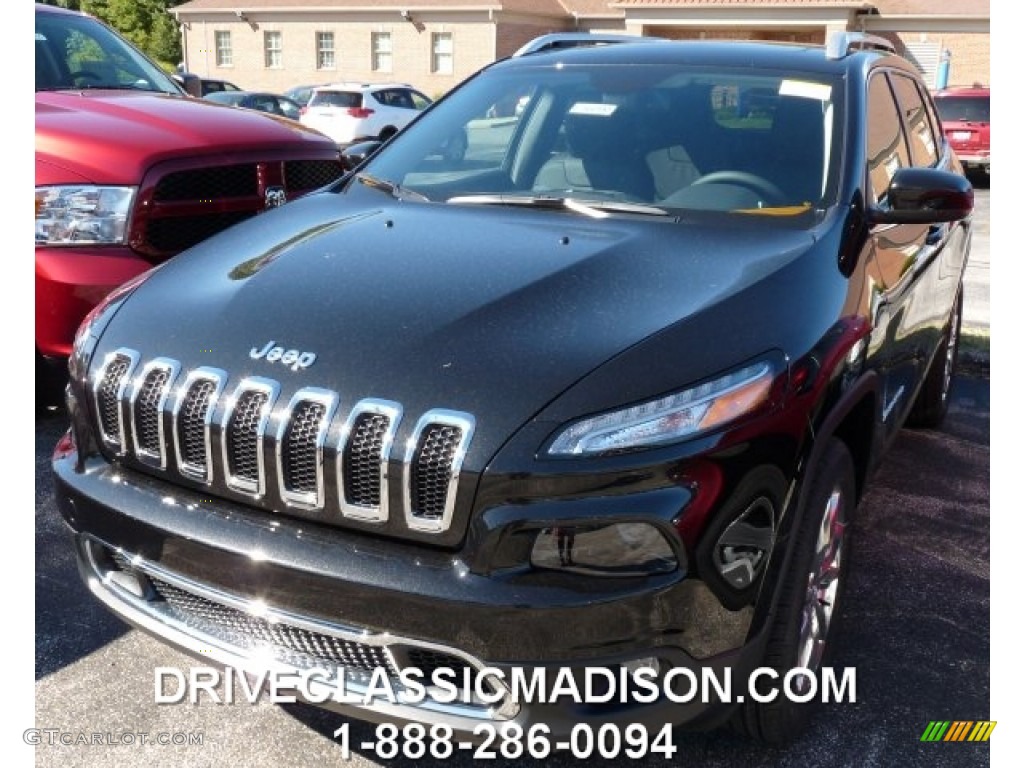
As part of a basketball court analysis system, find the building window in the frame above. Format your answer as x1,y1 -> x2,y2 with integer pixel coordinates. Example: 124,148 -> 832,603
431,32 -> 453,74
215,31 -> 232,67
372,32 -> 392,73
316,32 -> 335,70
264,31 -> 283,69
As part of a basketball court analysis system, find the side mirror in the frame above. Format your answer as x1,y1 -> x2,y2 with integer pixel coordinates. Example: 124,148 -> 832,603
869,167 -> 974,224
340,141 -> 383,172
172,72 -> 202,98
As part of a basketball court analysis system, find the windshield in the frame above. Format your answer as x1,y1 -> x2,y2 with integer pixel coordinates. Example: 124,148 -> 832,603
362,61 -> 843,216
35,11 -> 182,95
935,95 -> 989,123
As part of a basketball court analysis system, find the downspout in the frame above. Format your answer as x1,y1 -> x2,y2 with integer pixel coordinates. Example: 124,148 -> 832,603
178,16 -> 189,71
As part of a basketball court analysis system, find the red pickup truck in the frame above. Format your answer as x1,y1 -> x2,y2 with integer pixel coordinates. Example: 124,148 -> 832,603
35,3 -> 344,403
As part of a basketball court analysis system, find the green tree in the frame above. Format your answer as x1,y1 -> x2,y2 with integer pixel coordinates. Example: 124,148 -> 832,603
78,0 -> 183,70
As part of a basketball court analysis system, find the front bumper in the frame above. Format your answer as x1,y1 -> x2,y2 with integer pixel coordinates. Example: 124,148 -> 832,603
54,447 -> 768,735
36,245 -> 152,359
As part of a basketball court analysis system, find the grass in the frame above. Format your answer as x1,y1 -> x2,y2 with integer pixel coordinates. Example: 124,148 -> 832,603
958,327 -> 990,376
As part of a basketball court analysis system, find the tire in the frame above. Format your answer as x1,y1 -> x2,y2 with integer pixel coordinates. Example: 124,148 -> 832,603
378,126 -> 397,141
907,286 -> 962,429
36,350 -> 65,413
731,438 -> 855,744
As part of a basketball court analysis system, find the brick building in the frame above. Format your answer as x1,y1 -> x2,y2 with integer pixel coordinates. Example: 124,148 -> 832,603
170,0 -> 989,97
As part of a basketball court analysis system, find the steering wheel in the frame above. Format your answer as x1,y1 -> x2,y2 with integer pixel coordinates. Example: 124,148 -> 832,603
72,70 -> 103,84
691,171 -> 786,204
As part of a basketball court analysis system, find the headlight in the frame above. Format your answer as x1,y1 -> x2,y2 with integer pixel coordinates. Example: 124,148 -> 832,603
35,186 -> 136,245
547,361 -> 775,456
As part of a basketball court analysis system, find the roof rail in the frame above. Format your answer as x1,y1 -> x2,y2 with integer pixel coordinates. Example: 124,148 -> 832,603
512,32 -> 665,57
825,31 -> 896,60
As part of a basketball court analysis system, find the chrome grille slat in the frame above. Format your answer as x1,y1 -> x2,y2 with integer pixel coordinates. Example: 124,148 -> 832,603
348,414 -> 388,505
338,399 -> 403,523
403,410 -> 476,534
172,368 -> 228,483
222,378 -> 279,496
129,358 -> 180,467
276,388 -> 337,509
93,348 -> 140,454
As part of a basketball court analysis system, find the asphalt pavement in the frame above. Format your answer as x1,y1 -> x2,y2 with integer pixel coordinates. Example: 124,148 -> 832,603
31,189 -> 992,767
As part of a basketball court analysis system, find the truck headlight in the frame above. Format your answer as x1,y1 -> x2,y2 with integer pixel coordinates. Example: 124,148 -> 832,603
35,186 -> 136,245
547,361 -> 775,456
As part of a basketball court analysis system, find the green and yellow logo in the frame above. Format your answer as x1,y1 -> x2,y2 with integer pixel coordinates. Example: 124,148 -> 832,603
920,721 -> 996,742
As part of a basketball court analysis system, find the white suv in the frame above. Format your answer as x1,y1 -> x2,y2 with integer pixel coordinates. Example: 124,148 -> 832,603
300,82 -> 432,144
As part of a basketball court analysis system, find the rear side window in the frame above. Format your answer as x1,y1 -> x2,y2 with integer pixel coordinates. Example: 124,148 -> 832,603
935,95 -> 989,123
310,90 -> 362,108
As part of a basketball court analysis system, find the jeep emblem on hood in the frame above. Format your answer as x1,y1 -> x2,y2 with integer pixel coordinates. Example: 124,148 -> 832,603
250,341 -> 316,371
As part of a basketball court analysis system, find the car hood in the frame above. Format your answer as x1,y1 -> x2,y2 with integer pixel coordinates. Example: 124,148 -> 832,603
35,91 -> 331,183
97,193 -> 819,474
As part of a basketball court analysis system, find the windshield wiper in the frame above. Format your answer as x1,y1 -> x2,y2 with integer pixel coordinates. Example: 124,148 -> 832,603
447,194 -> 668,218
355,173 -> 429,202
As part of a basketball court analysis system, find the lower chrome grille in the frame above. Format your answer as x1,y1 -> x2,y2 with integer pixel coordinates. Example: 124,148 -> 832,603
92,350 -> 474,534
150,578 -> 401,676
91,540 -> 515,722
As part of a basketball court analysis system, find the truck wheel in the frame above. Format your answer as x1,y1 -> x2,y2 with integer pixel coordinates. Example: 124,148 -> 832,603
907,286 -> 962,429
732,438 -> 855,743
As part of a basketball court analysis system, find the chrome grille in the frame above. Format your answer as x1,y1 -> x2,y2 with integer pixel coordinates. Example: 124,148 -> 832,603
173,368 -> 227,483
347,414 -> 388,506
94,349 -> 139,453
135,369 -> 170,451
223,379 -> 278,495
130,360 -> 179,466
149,578 -> 401,676
414,426 -> 462,517
283,402 -> 325,492
339,399 -> 402,523
404,410 -> 475,533
277,389 -> 336,508
179,381 -> 215,466
91,352 -> 473,534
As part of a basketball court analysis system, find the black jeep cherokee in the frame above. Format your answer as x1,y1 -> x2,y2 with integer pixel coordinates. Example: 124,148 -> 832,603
53,32 -> 973,743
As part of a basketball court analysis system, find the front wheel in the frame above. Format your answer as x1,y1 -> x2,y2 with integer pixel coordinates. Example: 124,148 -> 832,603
732,438 -> 855,743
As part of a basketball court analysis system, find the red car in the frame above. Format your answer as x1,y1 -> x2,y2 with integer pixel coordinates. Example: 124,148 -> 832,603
35,4 -> 344,402
933,85 -> 990,180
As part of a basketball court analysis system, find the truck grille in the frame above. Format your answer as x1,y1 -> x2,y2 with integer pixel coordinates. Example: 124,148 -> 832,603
136,156 -> 344,260
91,349 -> 474,535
